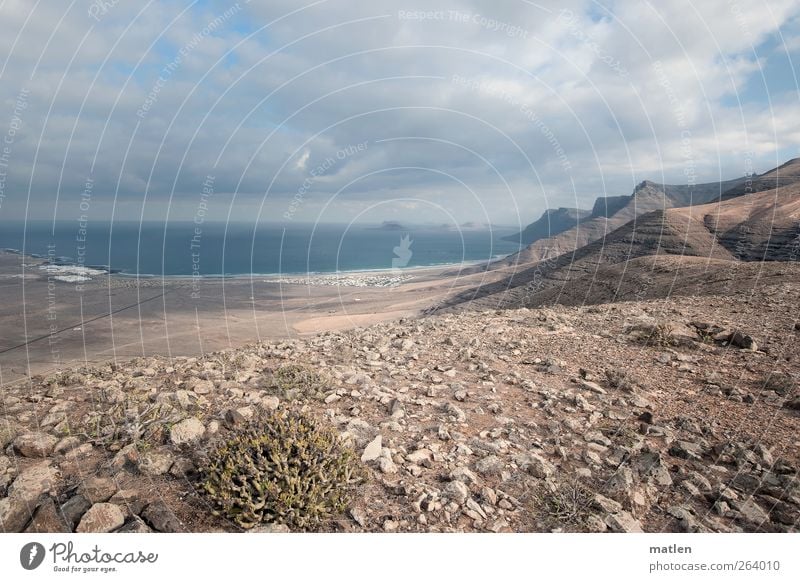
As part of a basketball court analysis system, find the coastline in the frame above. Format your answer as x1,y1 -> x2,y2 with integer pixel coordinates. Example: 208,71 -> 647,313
0,248 -> 502,384
1,247 -> 502,284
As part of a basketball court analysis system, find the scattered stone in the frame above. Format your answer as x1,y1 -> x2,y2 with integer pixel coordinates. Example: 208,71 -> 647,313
606,511 -> 644,533
169,457 -> 197,478
169,417 -> 206,445
138,450 -> 175,476
443,481 -> 470,505
116,516 -> 153,533
190,379 -> 214,394
350,507 -> 367,527
378,456 -> 398,474
24,497 -> 69,533
260,395 -> 280,411
76,503 -> 125,533
475,455 -> 504,476
514,452 -> 555,478
578,379 -> 607,395
250,523 -> 290,533
78,476 -> 118,504
0,462 -> 59,532
669,440 -> 704,461
53,436 -> 82,455
141,501 -> 184,532
450,466 -> 478,484
0,422 -> 17,449
12,432 -> 58,458
60,495 -> 92,531
361,435 -> 382,462
109,490 -> 147,516
728,331 -> 758,351
444,402 -> 467,422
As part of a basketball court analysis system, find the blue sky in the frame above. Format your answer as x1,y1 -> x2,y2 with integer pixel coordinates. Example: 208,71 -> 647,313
0,0 -> 798,228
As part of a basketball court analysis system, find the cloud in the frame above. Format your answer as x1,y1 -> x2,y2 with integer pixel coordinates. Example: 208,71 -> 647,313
0,0 -> 798,226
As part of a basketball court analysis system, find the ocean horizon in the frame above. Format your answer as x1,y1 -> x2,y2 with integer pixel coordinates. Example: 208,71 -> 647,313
0,220 -> 521,277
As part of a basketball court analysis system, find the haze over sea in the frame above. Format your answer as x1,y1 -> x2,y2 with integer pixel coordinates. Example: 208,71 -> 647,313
0,221 -> 521,277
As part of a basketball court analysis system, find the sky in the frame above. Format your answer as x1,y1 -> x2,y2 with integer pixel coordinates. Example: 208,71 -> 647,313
0,0 -> 798,230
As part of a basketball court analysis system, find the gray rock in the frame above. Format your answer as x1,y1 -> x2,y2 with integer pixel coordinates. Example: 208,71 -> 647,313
443,481 -> 470,505
78,476 -> 117,504
605,510 -> 644,533
138,450 -> 174,476
60,495 -> 92,531
475,455 -> 504,476
0,462 -> 60,532
514,452 -> 555,478
116,516 -> 152,533
251,523 -> 290,533
24,497 -> 69,533
669,440 -> 704,461
169,417 -> 206,446
444,402 -> 467,423
169,457 -> 197,478
733,499 -> 770,527
450,466 -> 478,484
579,380 -> 607,395
190,378 -> 214,394
260,395 -> 280,412
728,331 -> 758,351
0,422 -> 17,449
350,507 -> 367,528
109,490 -> 147,516
360,435 -> 382,462
76,503 -> 125,533
593,493 -> 623,514
378,456 -> 398,474
13,433 -> 58,458
53,436 -> 82,455
141,501 -> 184,532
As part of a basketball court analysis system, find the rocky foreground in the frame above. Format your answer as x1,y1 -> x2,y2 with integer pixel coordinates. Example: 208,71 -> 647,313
1,284 -> 799,533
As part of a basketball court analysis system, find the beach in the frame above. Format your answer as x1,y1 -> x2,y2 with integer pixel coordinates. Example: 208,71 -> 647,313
0,250 -> 508,384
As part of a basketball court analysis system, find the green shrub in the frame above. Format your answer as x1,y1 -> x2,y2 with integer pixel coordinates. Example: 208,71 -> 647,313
532,477 -> 594,530
271,364 -> 329,400
200,408 -> 364,530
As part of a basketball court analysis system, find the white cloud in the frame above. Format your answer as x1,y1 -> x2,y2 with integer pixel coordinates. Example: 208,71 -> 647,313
0,0 -> 797,226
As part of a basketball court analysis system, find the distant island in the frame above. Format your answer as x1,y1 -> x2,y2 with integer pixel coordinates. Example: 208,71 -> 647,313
370,220 -> 407,231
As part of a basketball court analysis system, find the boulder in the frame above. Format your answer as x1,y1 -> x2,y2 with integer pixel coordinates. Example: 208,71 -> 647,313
60,495 -> 92,531
360,435 -> 382,462
76,503 -> 125,533
78,476 -> 117,504
169,417 -> 206,446
24,497 -> 70,533
141,501 -> 184,532
13,433 -> 58,458
0,462 -> 59,532
605,510 -> 644,533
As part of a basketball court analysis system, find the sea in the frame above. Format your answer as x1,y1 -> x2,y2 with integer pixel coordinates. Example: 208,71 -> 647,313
0,220 -> 521,277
